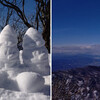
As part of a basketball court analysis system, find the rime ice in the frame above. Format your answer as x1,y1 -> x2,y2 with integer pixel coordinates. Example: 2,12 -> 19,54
23,28 -> 50,75
0,25 -> 20,69
0,25 -> 50,100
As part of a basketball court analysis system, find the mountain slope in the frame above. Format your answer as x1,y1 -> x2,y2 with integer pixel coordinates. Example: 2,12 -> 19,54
52,66 -> 100,100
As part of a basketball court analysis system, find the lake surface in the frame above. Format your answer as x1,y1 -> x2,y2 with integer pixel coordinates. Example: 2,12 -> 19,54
52,53 -> 100,71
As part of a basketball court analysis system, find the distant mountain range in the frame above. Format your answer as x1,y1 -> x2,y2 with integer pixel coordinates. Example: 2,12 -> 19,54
52,66 -> 100,100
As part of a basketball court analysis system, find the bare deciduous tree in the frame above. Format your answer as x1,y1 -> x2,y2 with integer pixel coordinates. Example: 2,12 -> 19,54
0,6 -> 13,30
0,0 -> 50,52
0,0 -> 33,28
35,0 -> 50,52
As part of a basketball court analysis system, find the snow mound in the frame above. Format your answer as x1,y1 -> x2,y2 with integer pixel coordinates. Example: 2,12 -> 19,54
0,71 -> 19,91
0,88 -> 50,100
16,72 -> 44,93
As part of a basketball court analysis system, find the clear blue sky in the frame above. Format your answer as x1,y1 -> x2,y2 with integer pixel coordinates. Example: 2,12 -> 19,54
53,0 -> 100,46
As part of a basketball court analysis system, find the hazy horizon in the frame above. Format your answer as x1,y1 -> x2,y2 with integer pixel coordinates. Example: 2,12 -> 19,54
53,44 -> 100,56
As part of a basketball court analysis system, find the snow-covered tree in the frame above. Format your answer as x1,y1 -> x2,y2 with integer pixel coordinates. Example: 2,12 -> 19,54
0,0 -> 50,52
0,25 -> 20,69
23,27 -> 50,75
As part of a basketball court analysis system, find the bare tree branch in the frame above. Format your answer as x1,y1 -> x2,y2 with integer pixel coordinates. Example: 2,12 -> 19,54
0,0 -> 33,28
5,7 -> 13,25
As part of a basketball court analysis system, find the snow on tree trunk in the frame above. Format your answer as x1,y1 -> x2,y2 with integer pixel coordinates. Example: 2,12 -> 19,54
22,28 -> 50,75
0,25 -> 20,70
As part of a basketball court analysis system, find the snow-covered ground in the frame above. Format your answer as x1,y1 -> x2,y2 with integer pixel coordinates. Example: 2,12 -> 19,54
0,88 -> 50,100
0,25 -> 50,100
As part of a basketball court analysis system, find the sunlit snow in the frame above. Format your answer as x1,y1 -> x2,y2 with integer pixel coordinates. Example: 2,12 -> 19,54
0,25 -> 50,100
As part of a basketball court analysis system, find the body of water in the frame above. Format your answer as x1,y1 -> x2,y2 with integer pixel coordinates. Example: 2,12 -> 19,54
53,53 -> 100,71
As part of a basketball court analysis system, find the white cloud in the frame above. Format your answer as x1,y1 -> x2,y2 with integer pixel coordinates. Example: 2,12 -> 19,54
53,44 -> 100,55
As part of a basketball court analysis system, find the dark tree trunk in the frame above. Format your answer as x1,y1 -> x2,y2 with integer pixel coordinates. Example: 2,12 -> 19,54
42,18 -> 50,53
